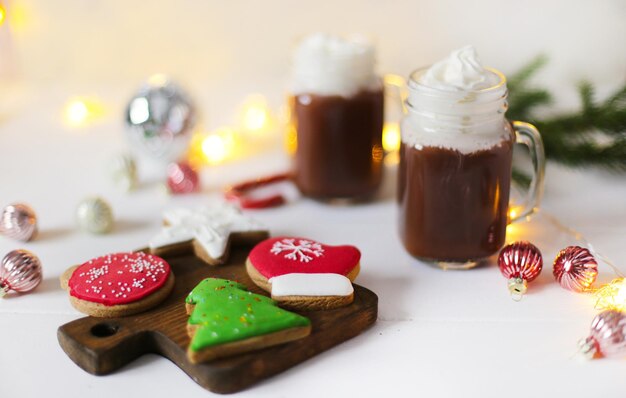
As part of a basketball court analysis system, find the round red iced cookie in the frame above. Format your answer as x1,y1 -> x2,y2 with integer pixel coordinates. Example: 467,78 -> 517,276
68,252 -> 171,306
248,237 -> 360,278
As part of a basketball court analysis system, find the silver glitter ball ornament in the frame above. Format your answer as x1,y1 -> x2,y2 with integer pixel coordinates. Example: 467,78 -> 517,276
109,153 -> 138,192
125,76 -> 196,163
0,249 -> 42,296
0,203 -> 38,242
76,197 -> 114,234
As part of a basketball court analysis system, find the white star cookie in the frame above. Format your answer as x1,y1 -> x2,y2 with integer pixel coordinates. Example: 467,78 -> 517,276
149,204 -> 269,265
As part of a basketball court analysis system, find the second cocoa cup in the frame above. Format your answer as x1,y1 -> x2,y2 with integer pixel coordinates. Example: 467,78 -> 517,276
289,34 -> 384,201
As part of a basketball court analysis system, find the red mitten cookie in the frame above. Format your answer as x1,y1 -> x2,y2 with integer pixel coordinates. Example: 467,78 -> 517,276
246,237 -> 360,310
60,252 -> 175,317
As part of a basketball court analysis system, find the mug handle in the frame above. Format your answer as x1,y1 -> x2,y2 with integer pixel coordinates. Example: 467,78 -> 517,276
510,121 -> 546,222
383,74 -> 408,114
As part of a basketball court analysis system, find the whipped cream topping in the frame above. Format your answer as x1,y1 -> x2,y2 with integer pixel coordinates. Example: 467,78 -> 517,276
418,46 -> 500,91
403,46 -> 510,154
291,33 -> 379,97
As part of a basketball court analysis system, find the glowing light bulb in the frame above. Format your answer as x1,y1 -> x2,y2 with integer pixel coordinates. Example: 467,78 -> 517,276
202,135 -> 226,164
595,278 -> 626,311
200,127 -> 236,165
66,101 -> 88,125
382,122 -> 401,152
285,125 -> 297,155
507,205 -> 525,222
63,97 -> 105,127
0,5 -> 6,26
240,95 -> 272,133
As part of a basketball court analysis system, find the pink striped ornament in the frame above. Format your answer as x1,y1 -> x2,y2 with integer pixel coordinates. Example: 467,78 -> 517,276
553,246 -> 598,292
0,204 -> 38,242
0,250 -> 42,297
498,241 -> 543,301
579,309 -> 626,359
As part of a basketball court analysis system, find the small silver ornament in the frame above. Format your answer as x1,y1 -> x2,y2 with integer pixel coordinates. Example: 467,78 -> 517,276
125,76 -> 196,164
76,197 -> 114,234
0,203 -> 38,242
109,153 -> 138,192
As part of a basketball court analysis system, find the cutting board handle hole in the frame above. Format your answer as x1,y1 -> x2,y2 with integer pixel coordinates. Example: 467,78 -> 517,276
90,323 -> 119,338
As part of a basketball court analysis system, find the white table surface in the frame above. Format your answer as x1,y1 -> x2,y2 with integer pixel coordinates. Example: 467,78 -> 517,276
1,87 -> 626,398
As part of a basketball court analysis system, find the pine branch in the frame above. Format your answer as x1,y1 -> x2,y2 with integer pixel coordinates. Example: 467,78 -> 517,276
543,137 -> 626,171
508,57 -> 626,172
507,89 -> 552,121
507,55 -> 549,91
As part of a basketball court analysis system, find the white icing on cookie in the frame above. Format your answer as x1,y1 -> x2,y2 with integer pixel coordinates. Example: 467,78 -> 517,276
269,273 -> 354,297
148,204 -> 265,259
270,238 -> 324,263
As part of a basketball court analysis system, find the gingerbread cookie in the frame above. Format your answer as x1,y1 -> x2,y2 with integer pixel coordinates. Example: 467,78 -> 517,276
185,278 -> 311,363
149,203 -> 269,266
246,237 -> 361,310
60,252 -> 174,317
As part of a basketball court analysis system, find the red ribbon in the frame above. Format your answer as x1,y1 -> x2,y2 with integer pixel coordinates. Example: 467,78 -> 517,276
224,173 -> 292,209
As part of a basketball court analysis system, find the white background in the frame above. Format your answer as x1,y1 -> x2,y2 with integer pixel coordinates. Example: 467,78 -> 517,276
1,0 -> 626,397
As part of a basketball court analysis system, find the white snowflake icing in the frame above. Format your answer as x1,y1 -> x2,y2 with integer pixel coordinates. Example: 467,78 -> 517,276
270,238 -> 324,263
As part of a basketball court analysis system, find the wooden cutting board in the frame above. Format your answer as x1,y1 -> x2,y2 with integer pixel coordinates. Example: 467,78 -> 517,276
57,245 -> 378,394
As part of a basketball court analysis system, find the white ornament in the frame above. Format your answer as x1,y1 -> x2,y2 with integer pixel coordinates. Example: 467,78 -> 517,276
109,153 -> 137,192
76,197 -> 114,234
270,238 -> 324,263
149,203 -> 265,259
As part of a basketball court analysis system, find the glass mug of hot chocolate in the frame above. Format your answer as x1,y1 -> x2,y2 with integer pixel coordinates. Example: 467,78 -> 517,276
289,33 -> 385,201
398,46 -> 545,269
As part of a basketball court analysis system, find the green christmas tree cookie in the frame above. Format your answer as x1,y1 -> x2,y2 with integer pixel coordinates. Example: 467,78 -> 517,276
185,278 -> 311,363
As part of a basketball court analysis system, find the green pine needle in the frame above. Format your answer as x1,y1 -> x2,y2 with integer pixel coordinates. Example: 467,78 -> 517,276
508,57 -> 626,172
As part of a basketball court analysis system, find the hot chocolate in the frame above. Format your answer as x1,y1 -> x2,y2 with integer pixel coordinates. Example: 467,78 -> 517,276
398,46 -> 545,268
398,134 -> 514,262
289,33 -> 383,200
292,89 -> 383,199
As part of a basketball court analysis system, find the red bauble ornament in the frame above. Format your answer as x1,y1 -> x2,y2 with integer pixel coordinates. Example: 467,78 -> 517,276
553,246 -> 598,292
167,162 -> 199,194
579,309 -> 626,359
498,241 -> 543,300
0,249 -> 42,297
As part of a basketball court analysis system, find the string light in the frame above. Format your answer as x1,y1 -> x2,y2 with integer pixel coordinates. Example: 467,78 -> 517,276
382,122 -> 401,152
202,134 -> 228,164
508,205 -> 523,221
285,124 -> 297,155
188,127 -> 238,166
63,97 -> 105,127
240,94 -> 272,133
0,4 -> 6,26
595,278 -> 626,311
